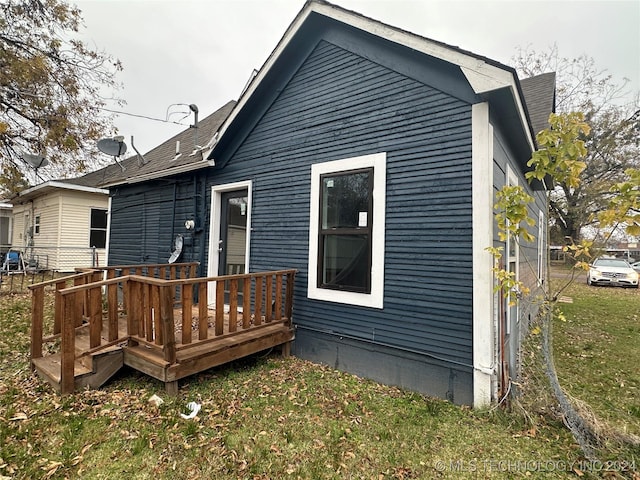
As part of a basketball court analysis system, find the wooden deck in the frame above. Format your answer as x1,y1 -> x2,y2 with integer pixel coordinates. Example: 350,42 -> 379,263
29,263 -> 296,394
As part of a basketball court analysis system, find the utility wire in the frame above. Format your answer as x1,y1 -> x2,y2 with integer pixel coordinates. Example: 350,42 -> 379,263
100,107 -> 189,126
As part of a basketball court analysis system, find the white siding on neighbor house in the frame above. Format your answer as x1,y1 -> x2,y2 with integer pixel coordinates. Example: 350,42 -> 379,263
10,189 -> 108,271
58,190 -> 108,271
10,204 -> 28,246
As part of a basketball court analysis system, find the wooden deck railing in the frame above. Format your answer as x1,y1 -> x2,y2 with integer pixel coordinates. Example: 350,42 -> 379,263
29,264 -> 296,394
29,262 -> 199,392
29,270 -> 98,366
124,270 -> 297,363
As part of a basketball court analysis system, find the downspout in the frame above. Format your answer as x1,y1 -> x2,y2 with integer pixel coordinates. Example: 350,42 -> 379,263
198,176 -> 207,277
170,182 -> 177,254
193,175 -> 198,263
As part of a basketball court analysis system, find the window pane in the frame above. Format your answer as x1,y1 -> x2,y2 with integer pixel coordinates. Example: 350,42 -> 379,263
322,171 -> 370,229
90,230 -> 107,249
321,234 -> 369,292
91,209 -> 108,229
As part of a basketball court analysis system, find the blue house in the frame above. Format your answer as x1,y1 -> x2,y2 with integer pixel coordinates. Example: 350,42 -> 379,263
102,0 -> 554,406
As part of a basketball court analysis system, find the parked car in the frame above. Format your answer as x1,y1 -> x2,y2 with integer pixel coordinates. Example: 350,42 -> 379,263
587,257 -> 639,288
631,261 -> 640,273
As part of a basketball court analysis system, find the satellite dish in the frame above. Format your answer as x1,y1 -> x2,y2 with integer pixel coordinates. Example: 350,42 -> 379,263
22,153 -> 49,170
168,234 -> 184,264
97,138 -> 127,157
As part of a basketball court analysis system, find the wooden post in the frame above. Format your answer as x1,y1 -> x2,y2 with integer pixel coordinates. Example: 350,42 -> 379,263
243,277 -> 251,329
229,279 -> 238,333
215,281 -> 224,336
274,273 -> 283,321
152,284 -> 163,345
107,282 -> 118,341
73,275 -> 86,327
53,280 -> 66,335
182,283 -> 193,344
198,282 -> 208,340
161,286 -> 176,364
285,270 -> 295,322
89,285 -> 102,349
265,274 -> 273,323
30,285 -> 44,365
254,276 -> 263,326
127,279 -> 140,345
60,292 -> 78,394
165,381 -> 179,396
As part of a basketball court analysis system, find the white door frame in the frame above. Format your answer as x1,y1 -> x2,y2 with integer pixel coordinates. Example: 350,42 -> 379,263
207,180 -> 252,306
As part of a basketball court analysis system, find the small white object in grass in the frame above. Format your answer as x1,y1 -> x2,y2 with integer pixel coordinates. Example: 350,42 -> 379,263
148,394 -> 164,407
180,401 -> 201,419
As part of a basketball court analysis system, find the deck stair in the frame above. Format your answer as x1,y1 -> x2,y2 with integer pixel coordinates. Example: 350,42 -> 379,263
28,264 -> 296,395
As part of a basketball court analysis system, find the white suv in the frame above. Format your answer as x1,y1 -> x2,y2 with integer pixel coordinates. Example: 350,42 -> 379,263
587,257 -> 639,288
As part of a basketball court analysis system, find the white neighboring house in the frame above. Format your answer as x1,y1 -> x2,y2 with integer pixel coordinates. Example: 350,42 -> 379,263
9,171 -> 109,272
0,201 -> 12,260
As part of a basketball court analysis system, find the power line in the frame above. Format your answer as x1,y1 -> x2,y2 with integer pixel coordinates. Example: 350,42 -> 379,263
100,107 -> 189,126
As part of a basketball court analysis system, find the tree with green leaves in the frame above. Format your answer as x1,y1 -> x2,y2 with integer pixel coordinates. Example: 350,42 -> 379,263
0,0 -> 122,196
513,45 -> 640,243
491,111 -> 640,460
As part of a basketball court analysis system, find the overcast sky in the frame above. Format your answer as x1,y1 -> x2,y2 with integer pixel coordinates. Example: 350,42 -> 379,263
74,0 -> 640,157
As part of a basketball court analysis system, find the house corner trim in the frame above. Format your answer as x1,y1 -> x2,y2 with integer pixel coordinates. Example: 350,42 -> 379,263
472,102 -> 495,407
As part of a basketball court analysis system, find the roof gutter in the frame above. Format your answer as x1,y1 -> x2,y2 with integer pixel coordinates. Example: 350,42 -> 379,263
101,159 -> 216,188
17,181 -> 108,198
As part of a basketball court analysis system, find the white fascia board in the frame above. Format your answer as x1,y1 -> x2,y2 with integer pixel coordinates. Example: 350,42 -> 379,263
19,181 -> 108,197
101,160 -> 215,187
210,1 -> 535,158
462,67 -> 535,153
471,102 -> 496,408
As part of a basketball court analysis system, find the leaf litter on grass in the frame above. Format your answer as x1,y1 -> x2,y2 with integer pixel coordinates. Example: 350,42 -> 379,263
0,288 -> 620,479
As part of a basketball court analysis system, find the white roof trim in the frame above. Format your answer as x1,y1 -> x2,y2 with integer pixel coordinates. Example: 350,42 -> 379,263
210,0 -> 535,156
19,181 -> 108,197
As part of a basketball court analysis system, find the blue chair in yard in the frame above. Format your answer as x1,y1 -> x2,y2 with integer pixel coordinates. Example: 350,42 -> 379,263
1,250 -> 24,272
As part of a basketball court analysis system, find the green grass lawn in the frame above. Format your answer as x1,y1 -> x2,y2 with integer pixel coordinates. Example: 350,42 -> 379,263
0,281 -> 638,479
552,277 -> 640,439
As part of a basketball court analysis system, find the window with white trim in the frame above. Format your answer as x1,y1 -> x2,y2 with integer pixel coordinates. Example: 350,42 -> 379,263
34,215 -> 40,235
308,153 -> 386,309
505,165 -> 519,333
537,209 -> 545,285
90,208 -> 108,248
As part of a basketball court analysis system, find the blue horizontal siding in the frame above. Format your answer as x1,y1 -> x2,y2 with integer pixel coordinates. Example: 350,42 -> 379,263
209,40 -> 474,367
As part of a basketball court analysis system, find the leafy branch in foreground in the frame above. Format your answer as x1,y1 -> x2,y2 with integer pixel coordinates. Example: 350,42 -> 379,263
0,0 -> 123,195
488,112 -> 624,461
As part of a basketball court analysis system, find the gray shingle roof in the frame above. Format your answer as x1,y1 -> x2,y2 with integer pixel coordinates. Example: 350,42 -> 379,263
520,72 -> 556,137
82,100 -> 236,187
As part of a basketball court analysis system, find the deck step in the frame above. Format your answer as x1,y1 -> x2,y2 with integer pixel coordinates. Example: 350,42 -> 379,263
32,348 -> 124,393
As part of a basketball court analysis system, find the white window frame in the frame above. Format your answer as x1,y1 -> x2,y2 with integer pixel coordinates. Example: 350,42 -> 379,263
89,208 -> 108,248
537,209 -> 545,285
308,152 -> 386,309
207,180 -> 253,307
505,165 -> 519,333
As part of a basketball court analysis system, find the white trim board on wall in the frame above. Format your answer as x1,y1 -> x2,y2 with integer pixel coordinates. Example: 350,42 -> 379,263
207,180 -> 253,306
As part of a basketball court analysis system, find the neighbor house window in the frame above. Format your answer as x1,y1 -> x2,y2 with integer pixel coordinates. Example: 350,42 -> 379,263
90,208 -> 108,248
308,152 -> 386,309
34,215 -> 40,235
